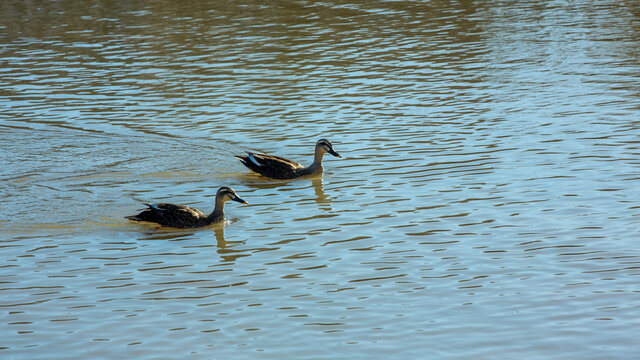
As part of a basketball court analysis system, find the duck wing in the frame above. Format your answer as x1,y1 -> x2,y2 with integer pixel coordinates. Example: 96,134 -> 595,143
126,203 -> 207,228
236,152 -> 304,179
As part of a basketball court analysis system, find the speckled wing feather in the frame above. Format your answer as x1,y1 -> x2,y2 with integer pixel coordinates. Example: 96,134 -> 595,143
126,203 -> 207,228
236,152 -> 305,179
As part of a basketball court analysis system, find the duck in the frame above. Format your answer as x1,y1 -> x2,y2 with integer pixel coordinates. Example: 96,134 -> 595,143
235,138 -> 342,179
125,186 -> 247,228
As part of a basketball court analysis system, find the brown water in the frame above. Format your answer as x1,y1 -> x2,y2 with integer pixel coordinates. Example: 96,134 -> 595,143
1,0 -> 639,358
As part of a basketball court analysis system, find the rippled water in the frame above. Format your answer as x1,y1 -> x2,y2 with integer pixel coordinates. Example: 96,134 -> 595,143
2,0 -> 639,358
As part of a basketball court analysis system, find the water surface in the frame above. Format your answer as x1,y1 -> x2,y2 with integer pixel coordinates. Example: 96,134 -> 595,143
1,0 -> 639,358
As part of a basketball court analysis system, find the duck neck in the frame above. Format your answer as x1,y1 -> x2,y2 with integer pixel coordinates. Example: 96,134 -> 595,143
208,197 -> 226,221
307,148 -> 326,173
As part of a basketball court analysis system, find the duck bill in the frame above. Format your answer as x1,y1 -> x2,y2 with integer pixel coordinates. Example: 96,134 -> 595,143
233,196 -> 248,204
329,149 -> 342,158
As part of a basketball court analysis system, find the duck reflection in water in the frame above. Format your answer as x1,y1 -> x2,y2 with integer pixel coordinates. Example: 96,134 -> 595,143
212,223 -> 253,262
213,222 -> 228,248
312,177 -> 333,211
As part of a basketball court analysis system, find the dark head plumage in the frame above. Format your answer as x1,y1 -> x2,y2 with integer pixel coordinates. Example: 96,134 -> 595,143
217,186 -> 248,204
317,138 -> 341,158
